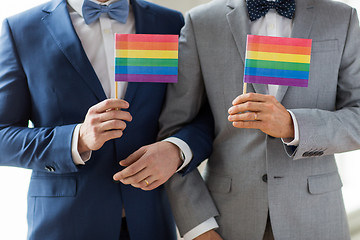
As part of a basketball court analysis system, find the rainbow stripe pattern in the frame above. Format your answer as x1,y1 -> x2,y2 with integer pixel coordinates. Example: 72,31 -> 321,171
115,34 -> 179,83
244,35 -> 312,87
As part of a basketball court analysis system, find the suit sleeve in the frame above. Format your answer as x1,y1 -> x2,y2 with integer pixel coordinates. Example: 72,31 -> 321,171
159,13 -> 219,234
165,169 -> 219,237
0,19 -> 79,173
158,12 -> 214,175
288,9 -> 360,159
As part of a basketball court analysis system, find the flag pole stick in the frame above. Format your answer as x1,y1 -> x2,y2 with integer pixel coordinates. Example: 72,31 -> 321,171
115,81 -> 119,99
243,82 -> 247,95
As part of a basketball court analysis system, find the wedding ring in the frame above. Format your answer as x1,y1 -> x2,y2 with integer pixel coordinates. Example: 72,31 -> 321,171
254,112 -> 258,121
144,179 -> 149,186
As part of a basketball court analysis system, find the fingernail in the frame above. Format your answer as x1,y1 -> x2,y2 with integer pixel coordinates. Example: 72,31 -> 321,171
113,179 -> 120,184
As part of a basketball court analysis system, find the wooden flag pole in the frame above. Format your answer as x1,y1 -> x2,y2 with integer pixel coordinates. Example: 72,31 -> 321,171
115,81 -> 119,99
243,82 -> 247,95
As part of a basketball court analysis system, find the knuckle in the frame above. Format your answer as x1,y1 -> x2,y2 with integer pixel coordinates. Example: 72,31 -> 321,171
269,95 -> 276,102
88,107 -> 96,115
88,116 -> 97,125
246,112 -> 253,119
248,92 -> 255,99
132,175 -> 142,183
92,124 -> 100,133
109,111 -> 118,119
127,167 -> 137,176
104,99 -> 114,109
269,104 -> 276,112
245,102 -> 253,109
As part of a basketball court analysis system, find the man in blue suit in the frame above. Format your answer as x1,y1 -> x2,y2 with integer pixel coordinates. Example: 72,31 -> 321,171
0,0 -> 213,239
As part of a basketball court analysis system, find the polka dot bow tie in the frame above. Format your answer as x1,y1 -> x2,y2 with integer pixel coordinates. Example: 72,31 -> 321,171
246,0 -> 296,22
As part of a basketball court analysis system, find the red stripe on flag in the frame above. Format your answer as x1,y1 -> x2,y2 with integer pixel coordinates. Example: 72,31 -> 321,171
116,41 -> 178,51
116,34 -> 179,43
247,35 -> 312,48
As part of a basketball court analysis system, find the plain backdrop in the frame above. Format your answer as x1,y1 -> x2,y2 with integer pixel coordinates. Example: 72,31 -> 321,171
0,0 -> 360,239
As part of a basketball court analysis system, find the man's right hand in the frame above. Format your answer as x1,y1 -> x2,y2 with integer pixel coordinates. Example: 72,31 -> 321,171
194,230 -> 223,240
78,99 -> 132,154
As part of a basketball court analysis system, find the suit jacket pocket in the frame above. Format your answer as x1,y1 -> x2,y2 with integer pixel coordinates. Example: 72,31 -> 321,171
312,39 -> 338,53
307,171 -> 343,195
29,176 -> 77,197
206,173 -> 232,194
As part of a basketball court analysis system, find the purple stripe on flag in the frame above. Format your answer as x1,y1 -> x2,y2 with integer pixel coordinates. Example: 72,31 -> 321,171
116,74 -> 178,83
244,75 -> 308,87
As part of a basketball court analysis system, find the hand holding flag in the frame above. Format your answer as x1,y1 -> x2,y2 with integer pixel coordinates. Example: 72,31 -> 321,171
229,35 -> 312,138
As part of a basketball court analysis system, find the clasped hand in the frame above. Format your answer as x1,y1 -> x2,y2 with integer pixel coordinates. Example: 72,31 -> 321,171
228,93 -> 294,139
113,141 -> 182,191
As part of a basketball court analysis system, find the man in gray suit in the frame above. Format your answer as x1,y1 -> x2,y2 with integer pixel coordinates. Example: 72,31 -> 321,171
114,0 -> 360,239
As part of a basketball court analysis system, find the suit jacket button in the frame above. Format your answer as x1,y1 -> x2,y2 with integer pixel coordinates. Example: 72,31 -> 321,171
307,151 -> 316,157
262,174 -> 268,183
315,151 -> 324,156
45,166 -> 55,172
302,152 -> 309,157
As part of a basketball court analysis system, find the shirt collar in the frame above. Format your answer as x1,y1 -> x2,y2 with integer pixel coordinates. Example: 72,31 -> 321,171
67,0 -> 130,17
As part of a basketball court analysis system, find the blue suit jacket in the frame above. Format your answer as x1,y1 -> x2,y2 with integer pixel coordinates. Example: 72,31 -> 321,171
0,0 -> 213,239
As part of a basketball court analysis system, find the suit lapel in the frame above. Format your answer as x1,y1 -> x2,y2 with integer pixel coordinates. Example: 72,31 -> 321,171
42,0 -> 106,101
123,0 -> 155,105
226,0 -> 267,95
277,0 -> 315,102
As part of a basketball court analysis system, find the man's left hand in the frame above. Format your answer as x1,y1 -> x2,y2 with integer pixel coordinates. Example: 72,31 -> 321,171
228,93 -> 294,138
113,141 -> 183,190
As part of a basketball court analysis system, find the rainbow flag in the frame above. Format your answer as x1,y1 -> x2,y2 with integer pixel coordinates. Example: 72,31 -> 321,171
115,34 -> 179,83
244,35 -> 312,87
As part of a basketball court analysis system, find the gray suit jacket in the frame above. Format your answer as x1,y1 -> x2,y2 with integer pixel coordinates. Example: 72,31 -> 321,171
161,0 -> 360,239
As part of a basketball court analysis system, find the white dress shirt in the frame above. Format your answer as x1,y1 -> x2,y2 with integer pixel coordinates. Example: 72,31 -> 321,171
184,2 -> 300,239
67,0 -> 192,169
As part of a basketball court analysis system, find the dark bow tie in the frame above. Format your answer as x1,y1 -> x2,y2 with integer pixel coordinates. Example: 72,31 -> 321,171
246,0 -> 296,22
82,0 -> 129,25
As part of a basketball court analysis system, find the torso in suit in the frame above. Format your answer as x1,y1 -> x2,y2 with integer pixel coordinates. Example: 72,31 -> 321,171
0,0 -> 213,239
161,0 -> 360,239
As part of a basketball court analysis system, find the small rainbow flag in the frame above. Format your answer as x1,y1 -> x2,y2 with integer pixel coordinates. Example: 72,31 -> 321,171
115,34 -> 179,83
244,35 -> 312,87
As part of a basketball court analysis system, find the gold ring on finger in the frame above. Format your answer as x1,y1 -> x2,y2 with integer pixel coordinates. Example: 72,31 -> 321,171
144,179 -> 149,186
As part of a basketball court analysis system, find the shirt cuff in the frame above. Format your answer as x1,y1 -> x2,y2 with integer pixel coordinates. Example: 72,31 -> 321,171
282,110 -> 299,146
183,217 -> 219,240
71,124 -> 92,165
162,137 -> 193,172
